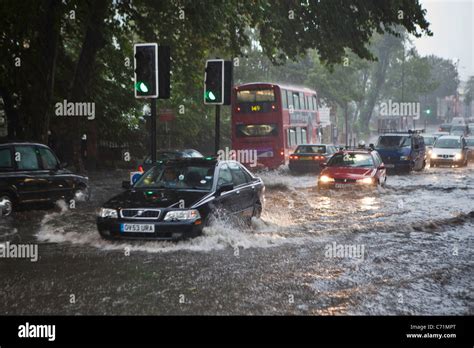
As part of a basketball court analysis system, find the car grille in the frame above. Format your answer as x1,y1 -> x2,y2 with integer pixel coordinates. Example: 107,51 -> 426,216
120,209 -> 161,219
334,178 -> 357,183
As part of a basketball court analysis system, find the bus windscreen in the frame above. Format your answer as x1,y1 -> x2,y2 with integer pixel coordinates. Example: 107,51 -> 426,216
236,124 -> 278,137
236,89 -> 275,103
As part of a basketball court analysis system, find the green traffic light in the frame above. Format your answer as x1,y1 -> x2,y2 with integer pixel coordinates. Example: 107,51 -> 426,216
206,91 -> 216,101
135,82 -> 149,93
425,109 -> 431,115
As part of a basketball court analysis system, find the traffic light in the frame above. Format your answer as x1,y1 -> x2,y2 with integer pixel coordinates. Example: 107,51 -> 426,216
204,59 -> 224,104
157,45 -> 171,99
134,43 -> 158,98
425,108 -> 431,115
204,59 -> 233,105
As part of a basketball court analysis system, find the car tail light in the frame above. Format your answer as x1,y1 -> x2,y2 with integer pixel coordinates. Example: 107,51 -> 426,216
138,165 -> 144,173
280,149 -> 284,156
271,105 -> 276,110
289,155 -> 294,160
237,107 -> 241,112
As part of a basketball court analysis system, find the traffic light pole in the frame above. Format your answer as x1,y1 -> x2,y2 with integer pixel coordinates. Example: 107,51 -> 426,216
151,98 -> 157,163
215,105 -> 220,154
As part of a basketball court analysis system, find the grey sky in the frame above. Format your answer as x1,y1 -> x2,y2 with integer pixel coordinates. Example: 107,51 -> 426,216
413,0 -> 473,81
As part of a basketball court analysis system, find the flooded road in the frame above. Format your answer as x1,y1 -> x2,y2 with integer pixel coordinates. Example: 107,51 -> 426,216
1,165 -> 473,315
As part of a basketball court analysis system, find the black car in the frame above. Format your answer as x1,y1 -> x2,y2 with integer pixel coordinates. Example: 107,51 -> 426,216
289,144 -> 338,173
138,149 -> 203,173
0,142 -> 89,216
97,158 -> 264,240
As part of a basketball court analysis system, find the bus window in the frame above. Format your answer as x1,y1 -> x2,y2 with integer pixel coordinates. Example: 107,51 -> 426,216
287,91 -> 293,109
282,89 -> 288,109
288,128 -> 296,147
292,92 -> 300,110
235,88 -> 277,113
312,96 -> 318,111
297,127 -> 304,144
301,128 -> 307,144
236,88 -> 275,102
308,97 -> 313,111
236,124 -> 278,137
299,93 -> 305,110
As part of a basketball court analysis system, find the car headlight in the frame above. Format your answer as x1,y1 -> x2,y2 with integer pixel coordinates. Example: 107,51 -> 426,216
454,153 -> 462,160
319,175 -> 334,183
164,209 -> 201,221
98,208 -> 118,218
358,177 -> 374,184
431,153 -> 437,159
400,156 -> 409,161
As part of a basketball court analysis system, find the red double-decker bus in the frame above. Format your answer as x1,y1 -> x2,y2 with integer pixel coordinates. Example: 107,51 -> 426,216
231,82 -> 320,169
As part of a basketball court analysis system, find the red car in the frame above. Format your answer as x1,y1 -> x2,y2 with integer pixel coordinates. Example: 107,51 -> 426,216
317,149 -> 387,189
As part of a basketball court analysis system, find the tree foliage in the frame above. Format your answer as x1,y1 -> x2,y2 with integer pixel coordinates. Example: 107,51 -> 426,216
0,0 -> 431,164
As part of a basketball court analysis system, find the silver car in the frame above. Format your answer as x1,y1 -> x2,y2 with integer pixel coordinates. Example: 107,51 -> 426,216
430,135 -> 469,167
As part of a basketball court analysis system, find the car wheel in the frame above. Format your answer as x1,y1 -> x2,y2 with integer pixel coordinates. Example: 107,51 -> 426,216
0,195 -> 14,217
98,230 -> 114,240
252,201 -> 263,219
73,185 -> 91,202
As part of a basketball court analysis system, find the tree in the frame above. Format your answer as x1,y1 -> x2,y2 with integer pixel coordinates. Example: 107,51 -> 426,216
0,0 -> 432,168
463,76 -> 474,109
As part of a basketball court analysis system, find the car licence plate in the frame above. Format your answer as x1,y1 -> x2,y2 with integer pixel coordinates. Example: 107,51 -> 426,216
335,183 -> 350,189
120,224 -> 155,233
385,164 -> 395,168
300,157 -> 312,160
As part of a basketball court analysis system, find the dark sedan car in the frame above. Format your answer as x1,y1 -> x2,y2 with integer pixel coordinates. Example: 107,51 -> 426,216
289,144 -> 338,173
97,158 -> 264,240
0,142 -> 89,216
138,149 -> 203,173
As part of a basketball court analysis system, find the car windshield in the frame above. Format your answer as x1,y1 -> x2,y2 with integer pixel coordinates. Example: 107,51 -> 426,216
376,136 -> 411,149
295,145 -> 326,154
327,153 -> 374,168
466,138 -> 474,146
423,137 -> 435,146
434,138 -> 462,149
134,163 -> 215,190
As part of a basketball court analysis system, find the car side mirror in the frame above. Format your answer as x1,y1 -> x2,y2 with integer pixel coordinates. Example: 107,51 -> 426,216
378,164 -> 385,170
319,162 -> 327,168
59,162 -> 68,169
122,180 -> 131,189
216,183 -> 234,196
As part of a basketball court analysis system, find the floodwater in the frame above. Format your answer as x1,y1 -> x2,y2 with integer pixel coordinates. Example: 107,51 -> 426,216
0,164 -> 472,315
